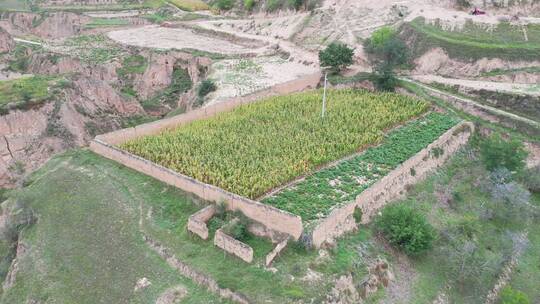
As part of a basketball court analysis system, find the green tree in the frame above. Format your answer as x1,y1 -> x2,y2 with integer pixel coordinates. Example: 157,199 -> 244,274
214,0 -> 234,10
480,133 -> 527,172
364,27 -> 408,91
318,42 -> 354,73
375,203 -> 436,256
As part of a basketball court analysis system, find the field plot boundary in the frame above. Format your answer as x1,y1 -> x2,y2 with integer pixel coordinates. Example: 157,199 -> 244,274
91,73 -> 321,239
311,121 -> 474,247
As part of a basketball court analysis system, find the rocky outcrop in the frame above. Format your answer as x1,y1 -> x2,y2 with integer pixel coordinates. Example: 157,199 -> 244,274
134,51 -> 211,100
0,27 -> 15,53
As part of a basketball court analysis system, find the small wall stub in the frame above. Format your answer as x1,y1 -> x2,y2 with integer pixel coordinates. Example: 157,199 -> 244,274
188,205 -> 216,240
265,237 -> 289,267
311,121 -> 474,248
214,229 -> 254,263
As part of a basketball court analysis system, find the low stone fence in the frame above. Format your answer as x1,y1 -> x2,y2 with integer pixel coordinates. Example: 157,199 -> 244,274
265,237 -> 289,267
311,122 -> 475,248
188,205 -> 216,240
214,228 -> 254,263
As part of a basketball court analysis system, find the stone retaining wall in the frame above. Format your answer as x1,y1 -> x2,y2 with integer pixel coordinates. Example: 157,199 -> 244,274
214,229 -> 254,263
311,122 -> 474,248
187,205 -> 216,240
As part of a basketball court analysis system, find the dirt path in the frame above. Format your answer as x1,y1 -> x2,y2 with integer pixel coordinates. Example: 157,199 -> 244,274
107,25 -> 268,55
401,77 -> 540,128
411,74 -> 540,97
191,20 -> 319,66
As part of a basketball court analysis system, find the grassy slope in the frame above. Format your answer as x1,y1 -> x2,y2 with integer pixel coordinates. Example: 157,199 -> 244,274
0,0 -> 27,11
376,149 -> 540,303
404,17 -> 540,61
40,0 -> 208,12
0,76 -> 61,112
0,151 -> 225,304
0,150 -> 385,303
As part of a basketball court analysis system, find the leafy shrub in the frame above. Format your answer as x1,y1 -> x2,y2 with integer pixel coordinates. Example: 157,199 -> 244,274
244,0 -> 255,10
364,27 -> 395,51
500,286 -> 530,304
318,42 -> 354,73
375,203 -> 436,256
266,0 -> 283,11
197,79 -> 217,98
214,0 -> 234,10
480,133 -> 527,172
288,0 -> 303,10
353,206 -> 363,224
522,166 -> 540,193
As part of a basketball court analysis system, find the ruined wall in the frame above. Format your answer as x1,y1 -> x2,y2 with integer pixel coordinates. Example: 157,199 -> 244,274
214,229 -> 254,263
187,205 -> 215,240
265,238 -> 288,267
311,122 -> 474,248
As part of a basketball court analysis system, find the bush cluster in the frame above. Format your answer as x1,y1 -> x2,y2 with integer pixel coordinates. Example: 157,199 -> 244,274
375,203 -> 435,256
480,133 -> 527,173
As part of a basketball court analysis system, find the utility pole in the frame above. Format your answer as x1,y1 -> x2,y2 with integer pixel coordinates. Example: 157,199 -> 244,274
322,72 -> 328,118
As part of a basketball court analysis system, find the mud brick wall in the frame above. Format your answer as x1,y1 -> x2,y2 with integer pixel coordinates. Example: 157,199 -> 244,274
311,122 -> 474,248
188,205 -> 216,240
265,238 -> 289,267
214,229 -> 254,263
90,140 -> 304,239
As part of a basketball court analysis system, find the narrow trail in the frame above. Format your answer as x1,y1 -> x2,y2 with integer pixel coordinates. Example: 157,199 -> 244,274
400,77 -> 540,129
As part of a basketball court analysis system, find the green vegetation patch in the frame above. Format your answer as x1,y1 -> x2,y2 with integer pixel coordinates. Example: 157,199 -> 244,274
0,76 -> 63,113
121,89 -> 429,200
168,0 -> 209,11
0,151 -> 225,303
404,17 -> 540,61
63,34 -> 124,64
84,18 -> 130,29
263,112 -> 460,221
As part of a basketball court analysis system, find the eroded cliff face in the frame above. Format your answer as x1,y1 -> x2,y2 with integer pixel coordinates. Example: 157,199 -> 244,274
0,47 -> 211,188
0,12 -> 91,39
0,27 -> 14,54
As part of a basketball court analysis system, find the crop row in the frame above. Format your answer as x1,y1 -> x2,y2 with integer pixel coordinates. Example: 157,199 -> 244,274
120,89 -> 428,199
262,112 -> 461,222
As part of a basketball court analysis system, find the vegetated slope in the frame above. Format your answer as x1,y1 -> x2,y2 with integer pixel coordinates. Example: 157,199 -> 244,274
0,150 -> 387,304
121,89 -> 429,199
402,17 -> 540,61
263,112 -> 460,222
0,151 -> 225,304
379,148 -> 540,303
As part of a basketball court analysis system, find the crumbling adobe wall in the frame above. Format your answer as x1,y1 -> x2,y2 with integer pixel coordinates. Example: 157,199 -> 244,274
214,229 -> 254,263
187,205 -> 215,240
312,122 -> 474,248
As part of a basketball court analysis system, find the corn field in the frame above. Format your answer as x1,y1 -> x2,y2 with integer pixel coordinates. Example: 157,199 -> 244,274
121,89 -> 429,199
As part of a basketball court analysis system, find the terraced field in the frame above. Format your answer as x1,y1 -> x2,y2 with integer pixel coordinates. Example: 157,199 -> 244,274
404,17 -> 540,60
262,112 -> 460,221
121,89 -> 429,199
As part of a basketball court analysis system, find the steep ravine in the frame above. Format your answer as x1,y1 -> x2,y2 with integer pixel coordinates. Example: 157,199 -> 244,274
0,46 -> 211,188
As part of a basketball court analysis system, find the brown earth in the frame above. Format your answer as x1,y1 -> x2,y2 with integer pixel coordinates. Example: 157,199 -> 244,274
0,27 -> 14,53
